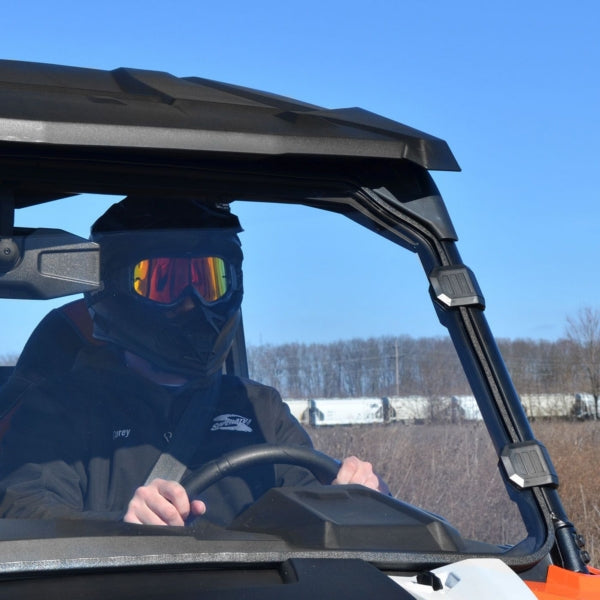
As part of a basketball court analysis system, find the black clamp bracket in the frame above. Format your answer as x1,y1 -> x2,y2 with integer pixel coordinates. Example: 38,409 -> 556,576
500,440 -> 559,489
428,265 -> 485,309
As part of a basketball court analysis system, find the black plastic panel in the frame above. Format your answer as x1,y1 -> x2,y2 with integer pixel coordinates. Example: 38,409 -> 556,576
0,558 -> 414,599
230,485 -> 465,552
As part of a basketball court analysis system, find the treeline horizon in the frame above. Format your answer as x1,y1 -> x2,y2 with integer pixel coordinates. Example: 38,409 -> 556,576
1,331 -> 592,401
247,334 -> 586,399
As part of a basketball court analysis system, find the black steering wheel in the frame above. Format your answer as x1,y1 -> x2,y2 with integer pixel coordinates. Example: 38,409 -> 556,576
181,444 -> 341,498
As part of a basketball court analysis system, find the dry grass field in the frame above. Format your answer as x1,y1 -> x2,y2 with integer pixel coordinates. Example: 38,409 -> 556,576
308,420 -> 600,565
533,420 -> 600,566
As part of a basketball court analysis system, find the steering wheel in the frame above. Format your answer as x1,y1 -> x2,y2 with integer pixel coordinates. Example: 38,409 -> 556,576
181,444 -> 341,499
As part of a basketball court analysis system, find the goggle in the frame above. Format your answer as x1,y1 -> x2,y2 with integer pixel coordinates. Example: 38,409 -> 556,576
132,256 -> 231,305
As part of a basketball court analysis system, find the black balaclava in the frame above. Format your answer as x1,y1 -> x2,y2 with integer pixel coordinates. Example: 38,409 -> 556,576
85,196 -> 243,378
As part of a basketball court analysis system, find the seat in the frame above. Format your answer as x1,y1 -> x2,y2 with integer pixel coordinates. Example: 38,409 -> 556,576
12,298 -> 99,385
0,299 -> 99,436
0,367 -> 13,388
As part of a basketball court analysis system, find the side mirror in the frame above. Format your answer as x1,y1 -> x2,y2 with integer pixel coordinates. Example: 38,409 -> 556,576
0,228 -> 100,299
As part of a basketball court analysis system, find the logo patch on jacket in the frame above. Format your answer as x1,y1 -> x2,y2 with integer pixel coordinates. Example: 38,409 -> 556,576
211,414 -> 253,433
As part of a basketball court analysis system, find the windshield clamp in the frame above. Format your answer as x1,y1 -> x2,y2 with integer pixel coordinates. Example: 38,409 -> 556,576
500,441 -> 559,489
428,265 -> 485,309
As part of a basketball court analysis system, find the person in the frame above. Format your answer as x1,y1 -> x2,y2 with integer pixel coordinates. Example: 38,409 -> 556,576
0,196 -> 386,527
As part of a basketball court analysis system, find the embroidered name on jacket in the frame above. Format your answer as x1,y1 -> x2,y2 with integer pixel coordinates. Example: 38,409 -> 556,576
112,428 -> 131,440
211,414 -> 253,432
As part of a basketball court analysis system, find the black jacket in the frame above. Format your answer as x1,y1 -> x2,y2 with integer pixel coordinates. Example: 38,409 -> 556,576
0,346 -> 315,525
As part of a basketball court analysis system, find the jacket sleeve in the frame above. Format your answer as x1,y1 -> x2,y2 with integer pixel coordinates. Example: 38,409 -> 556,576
0,381 -> 122,521
244,379 -> 332,488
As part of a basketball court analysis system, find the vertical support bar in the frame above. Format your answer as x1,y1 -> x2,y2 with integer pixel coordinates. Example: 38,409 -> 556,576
0,188 -> 15,236
0,189 -> 19,273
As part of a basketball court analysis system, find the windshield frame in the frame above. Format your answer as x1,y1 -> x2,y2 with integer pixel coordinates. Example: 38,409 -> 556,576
0,182 -> 556,573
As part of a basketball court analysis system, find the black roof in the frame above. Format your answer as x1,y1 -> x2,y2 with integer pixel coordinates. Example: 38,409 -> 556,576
0,59 -> 459,175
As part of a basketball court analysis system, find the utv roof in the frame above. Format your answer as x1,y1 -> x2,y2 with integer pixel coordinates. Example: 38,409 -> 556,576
0,60 -> 459,208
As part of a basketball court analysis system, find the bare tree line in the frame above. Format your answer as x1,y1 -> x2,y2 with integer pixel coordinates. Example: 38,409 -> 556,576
247,307 -> 600,412
0,335 -> 584,398
248,336 -> 470,398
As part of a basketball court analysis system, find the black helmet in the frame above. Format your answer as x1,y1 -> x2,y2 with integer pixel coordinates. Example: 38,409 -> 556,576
85,196 -> 243,378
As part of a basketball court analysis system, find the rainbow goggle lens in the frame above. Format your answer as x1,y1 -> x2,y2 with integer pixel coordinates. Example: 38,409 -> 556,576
132,256 -> 231,305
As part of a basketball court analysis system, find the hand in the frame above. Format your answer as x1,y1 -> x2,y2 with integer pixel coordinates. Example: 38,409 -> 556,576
123,478 -> 206,526
332,456 -> 390,494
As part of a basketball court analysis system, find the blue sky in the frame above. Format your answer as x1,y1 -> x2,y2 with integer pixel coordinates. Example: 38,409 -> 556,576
1,1 -> 600,353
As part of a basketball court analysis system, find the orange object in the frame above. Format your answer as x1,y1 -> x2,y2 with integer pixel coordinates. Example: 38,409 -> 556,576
526,565 -> 600,599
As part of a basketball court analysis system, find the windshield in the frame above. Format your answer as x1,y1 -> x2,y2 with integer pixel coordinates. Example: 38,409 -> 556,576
0,194 -> 541,571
